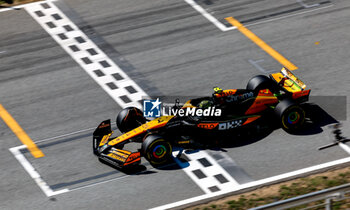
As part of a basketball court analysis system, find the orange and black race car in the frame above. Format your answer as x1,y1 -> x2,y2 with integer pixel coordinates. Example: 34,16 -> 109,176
93,68 -> 311,168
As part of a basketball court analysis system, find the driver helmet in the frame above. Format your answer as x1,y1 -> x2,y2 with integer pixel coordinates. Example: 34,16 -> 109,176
199,100 -> 213,109
213,86 -> 223,94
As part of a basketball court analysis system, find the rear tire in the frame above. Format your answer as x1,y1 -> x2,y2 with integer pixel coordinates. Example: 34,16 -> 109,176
246,75 -> 275,92
141,135 -> 172,166
116,107 -> 146,133
275,99 -> 305,133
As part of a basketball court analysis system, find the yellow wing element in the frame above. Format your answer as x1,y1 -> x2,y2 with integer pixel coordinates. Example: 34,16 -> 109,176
281,67 -> 306,90
270,68 -> 306,93
108,115 -> 174,146
182,100 -> 197,108
99,132 -> 113,146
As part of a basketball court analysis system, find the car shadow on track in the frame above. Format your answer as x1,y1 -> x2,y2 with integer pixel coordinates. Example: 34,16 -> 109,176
291,103 -> 338,136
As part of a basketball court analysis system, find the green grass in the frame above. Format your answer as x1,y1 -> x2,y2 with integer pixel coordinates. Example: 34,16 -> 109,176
195,170 -> 350,210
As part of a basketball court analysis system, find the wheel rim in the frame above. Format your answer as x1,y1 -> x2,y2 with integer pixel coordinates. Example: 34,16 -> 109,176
287,111 -> 301,125
152,145 -> 167,159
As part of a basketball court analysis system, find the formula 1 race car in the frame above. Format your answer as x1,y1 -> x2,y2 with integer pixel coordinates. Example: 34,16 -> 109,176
93,68 -> 311,168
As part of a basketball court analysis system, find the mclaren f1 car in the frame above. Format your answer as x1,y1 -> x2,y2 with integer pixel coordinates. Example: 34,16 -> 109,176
93,68 -> 311,168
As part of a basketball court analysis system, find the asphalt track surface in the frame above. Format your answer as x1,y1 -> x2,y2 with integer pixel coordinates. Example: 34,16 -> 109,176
0,0 -> 350,209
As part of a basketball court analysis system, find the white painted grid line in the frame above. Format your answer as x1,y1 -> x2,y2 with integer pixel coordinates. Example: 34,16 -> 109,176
339,143 -> 350,155
184,0 -> 236,32
184,0 -> 333,32
9,145 -> 69,197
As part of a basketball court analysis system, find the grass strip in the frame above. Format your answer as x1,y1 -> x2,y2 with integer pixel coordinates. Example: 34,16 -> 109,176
188,167 -> 350,210
0,0 -> 43,7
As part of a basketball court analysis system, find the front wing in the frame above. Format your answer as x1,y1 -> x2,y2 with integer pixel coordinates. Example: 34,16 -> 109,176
93,120 -> 141,168
99,148 -> 141,168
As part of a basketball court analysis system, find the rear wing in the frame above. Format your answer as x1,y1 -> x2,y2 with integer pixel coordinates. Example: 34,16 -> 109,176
270,67 -> 308,92
281,68 -> 306,90
270,67 -> 310,102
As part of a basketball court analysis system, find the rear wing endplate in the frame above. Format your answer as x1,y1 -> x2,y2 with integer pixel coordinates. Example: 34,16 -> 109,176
281,67 -> 307,90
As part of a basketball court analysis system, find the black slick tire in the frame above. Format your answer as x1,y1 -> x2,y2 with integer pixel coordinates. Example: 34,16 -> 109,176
141,135 -> 172,166
246,75 -> 274,92
275,99 -> 305,133
116,107 -> 146,133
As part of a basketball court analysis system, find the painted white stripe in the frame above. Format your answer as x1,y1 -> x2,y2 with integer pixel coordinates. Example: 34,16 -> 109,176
184,0 -> 333,32
339,143 -> 350,155
184,0 -> 236,32
150,156 -> 350,210
9,145 -> 69,197
174,150 -> 239,194
0,51 -> 6,54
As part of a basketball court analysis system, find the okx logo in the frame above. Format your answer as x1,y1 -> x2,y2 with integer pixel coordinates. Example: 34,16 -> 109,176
143,98 -> 162,118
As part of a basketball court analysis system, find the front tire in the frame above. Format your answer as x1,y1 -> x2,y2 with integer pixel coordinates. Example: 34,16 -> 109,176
275,99 -> 305,132
141,135 -> 172,166
116,107 -> 146,133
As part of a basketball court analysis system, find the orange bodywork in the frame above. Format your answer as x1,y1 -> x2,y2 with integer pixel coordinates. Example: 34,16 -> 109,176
292,89 -> 311,100
108,115 -> 174,146
245,96 -> 279,115
124,152 -> 141,166
242,116 -> 261,125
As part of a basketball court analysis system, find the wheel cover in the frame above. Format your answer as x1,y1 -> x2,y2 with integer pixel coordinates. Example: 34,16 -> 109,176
287,111 -> 301,125
152,145 -> 167,159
